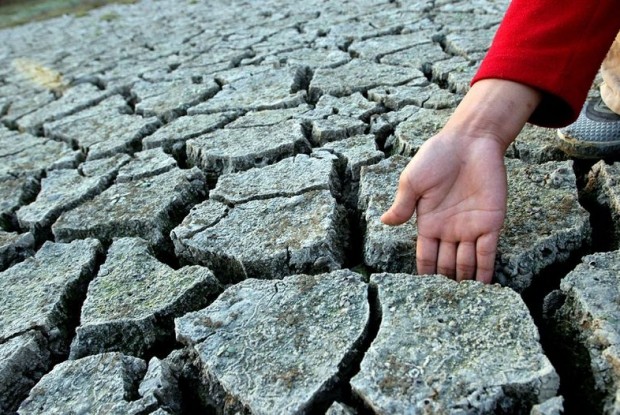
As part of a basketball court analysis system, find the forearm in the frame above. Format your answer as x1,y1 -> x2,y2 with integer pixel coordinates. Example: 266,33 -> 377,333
442,79 -> 542,152
473,0 -> 619,127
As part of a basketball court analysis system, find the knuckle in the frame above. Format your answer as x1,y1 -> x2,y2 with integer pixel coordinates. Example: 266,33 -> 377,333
417,257 -> 437,268
477,262 -> 495,273
456,263 -> 475,275
477,247 -> 496,258
437,266 -> 456,278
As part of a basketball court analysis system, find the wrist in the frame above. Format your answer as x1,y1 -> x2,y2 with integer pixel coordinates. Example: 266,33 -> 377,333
443,79 -> 542,151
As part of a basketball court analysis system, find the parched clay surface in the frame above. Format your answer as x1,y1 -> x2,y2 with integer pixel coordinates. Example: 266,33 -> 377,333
175,270 -> 370,414
0,239 -> 102,349
498,159 -> 591,292
52,167 -> 206,248
0,0 -> 613,412
18,353 -> 159,414
172,190 -> 346,282
43,94 -> 162,160
0,239 -> 102,412
0,230 -> 34,271
71,237 -> 222,359
358,156 -> 417,274
186,119 -> 311,180
544,250 -> 620,413
352,274 -> 559,414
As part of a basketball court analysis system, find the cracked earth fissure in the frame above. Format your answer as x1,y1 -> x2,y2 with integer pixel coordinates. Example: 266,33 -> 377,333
3,0 -> 617,413
336,283 -> 383,415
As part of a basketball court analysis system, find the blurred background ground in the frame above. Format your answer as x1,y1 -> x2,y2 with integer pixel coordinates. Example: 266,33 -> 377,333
0,0 -> 136,29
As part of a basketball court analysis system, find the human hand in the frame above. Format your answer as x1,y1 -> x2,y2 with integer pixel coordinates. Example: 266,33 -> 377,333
381,133 -> 507,283
381,79 -> 541,283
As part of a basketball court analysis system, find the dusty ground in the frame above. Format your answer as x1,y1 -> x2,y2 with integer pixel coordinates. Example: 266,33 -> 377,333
1,0 -> 619,414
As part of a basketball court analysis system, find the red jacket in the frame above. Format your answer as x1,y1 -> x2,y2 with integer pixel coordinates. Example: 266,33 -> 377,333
471,0 -> 620,127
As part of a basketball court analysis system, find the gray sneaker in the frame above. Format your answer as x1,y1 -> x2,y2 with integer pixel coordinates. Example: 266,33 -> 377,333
557,97 -> 620,158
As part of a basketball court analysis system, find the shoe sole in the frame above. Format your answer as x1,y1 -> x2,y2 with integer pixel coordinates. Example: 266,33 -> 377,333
557,130 -> 620,159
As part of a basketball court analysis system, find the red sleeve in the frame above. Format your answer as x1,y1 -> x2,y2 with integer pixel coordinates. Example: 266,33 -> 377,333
471,0 -> 620,128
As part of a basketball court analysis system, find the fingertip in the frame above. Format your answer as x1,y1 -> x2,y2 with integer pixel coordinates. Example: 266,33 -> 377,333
380,208 -> 407,226
437,241 -> 457,280
476,271 -> 493,284
475,233 -> 500,284
456,241 -> 476,282
416,235 -> 439,276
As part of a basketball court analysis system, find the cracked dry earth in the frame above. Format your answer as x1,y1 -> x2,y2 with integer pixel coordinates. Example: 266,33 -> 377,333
1,0 -> 619,414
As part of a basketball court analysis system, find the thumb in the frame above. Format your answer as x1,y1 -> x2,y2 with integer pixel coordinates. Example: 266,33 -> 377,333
381,175 -> 418,226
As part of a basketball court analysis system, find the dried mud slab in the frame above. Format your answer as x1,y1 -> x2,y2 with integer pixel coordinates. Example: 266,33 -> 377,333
0,239 -> 102,413
369,105 -> 420,140
497,159 -> 590,291
544,250 -> 620,413
52,167 -> 206,248
351,273 -> 559,414
44,95 -> 161,160
325,402 -> 356,415
586,161 -> 620,243
79,153 -> 132,179
380,42 -> 449,71
0,126 -> 79,176
1,90 -> 55,129
71,237 -> 222,359
368,82 -> 459,111
0,239 -> 102,350
431,55 -> 481,94
310,115 -> 368,146
530,396 -> 565,415
349,32 -> 433,61
434,10 -> 503,32
142,112 -> 236,152
188,67 -> 308,114
311,9 -> 431,50
322,135 -> 384,183
18,353 -> 174,414
210,152 -> 339,205
16,168 -> 111,237
172,190 -> 346,282
116,148 -> 178,183
2,140 -> 80,174
0,332 -> 50,414
322,135 -> 384,209
313,93 -> 382,121
506,124 -> 568,163
15,83 -> 112,135
0,174 -> 40,230
132,79 -> 220,121
386,108 -> 452,155
358,156 -> 417,274
257,47 -> 351,69
0,230 -> 35,271
0,125 -> 42,157
309,60 -> 424,102
443,29 -> 495,60
138,356 -> 183,414
175,270 -> 369,414
186,119 -> 311,180
225,105 -> 310,129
